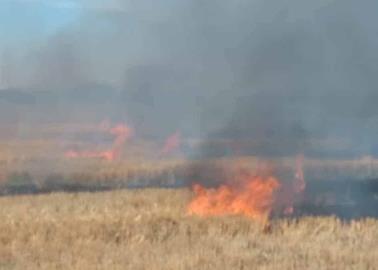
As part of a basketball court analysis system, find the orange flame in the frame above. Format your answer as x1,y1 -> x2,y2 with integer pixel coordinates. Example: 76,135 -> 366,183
65,123 -> 133,161
108,124 -> 134,160
187,155 -> 305,222
160,131 -> 181,156
64,150 -> 115,161
188,173 -> 280,223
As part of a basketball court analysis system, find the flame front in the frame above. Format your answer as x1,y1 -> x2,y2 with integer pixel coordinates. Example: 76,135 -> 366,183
187,174 -> 280,223
187,155 -> 305,223
64,123 -> 133,161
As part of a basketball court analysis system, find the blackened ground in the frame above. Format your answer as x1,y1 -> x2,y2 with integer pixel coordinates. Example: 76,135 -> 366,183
1,172 -> 378,220
292,179 -> 378,220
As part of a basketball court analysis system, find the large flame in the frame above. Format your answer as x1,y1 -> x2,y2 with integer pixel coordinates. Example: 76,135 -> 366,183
188,175 -> 280,223
187,155 -> 305,223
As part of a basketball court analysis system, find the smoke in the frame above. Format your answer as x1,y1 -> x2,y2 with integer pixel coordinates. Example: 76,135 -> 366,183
2,0 -> 378,219
1,0 -> 378,156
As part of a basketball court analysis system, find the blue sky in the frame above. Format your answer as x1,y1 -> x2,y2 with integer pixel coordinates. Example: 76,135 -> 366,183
0,1 -> 81,47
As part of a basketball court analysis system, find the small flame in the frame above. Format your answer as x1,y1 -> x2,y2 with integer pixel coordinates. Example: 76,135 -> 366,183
160,131 -> 181,156
109,124 -> 134,160
279,154 -> 306,214
294,154 -> 305,193
64,149 -> 115,161
65,123 -> 133,161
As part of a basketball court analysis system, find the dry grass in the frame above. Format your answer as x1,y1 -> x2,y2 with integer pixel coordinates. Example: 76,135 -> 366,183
0,189 -> 377,270
0,130 -> 378,269
2,153 -> 378,191
1,132 -> 378,189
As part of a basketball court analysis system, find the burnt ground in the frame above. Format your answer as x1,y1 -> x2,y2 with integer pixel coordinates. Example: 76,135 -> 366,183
293,178 -> 378,220
1,175 -> 378,220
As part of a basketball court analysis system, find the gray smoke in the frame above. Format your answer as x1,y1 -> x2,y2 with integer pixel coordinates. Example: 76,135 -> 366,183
1,0 -> 378,156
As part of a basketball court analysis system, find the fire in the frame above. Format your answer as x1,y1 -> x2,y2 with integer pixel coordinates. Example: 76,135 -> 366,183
64,123 -> 133,161
188,175 -> 280,223
187,155 -> 305,223
160,131 -> 181,156
64,150 -> 115,161
280,154 -> 306,215
108,124 -> 134,160
294,154 -> 305,193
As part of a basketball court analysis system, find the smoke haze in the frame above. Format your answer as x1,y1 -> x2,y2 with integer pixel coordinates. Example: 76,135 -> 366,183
1,0 -> 378,157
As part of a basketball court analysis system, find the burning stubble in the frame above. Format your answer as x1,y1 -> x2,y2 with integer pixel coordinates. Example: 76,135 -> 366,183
65,122 -> 133,161
0,0 -> 378,223
187,155 -> 306,223
160,131 -> 181,156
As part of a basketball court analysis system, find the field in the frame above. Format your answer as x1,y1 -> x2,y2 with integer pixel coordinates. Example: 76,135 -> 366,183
1,127 -> 378,269
2,0 -> 378,268
0,189 -> 377,270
